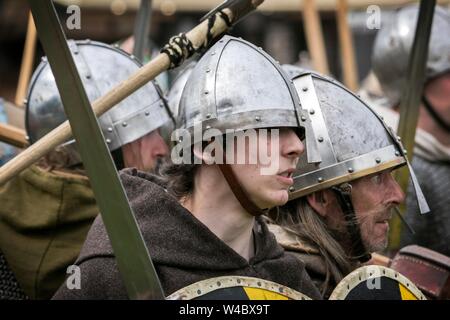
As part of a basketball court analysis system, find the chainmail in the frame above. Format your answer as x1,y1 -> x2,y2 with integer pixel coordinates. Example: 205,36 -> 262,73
400,155 -> 450,256
0,252 -> 27,300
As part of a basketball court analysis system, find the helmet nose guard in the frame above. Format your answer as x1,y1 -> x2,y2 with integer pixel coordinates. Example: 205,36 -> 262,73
287,72 -> 429,215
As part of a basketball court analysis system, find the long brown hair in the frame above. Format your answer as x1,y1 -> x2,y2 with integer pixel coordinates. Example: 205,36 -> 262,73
274,198 -> 355,295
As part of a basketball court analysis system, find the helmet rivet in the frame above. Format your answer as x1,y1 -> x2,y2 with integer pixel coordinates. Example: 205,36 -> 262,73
397,136 -> 402,141
255,116 -> 261,122
206,68 -> 211,73
86,75 -> 91,79
145,111 -> 150,116
302,87 -> 308,92
204,90 -> 209,95
318,137 -> 324,143
206,114 -> 211,119
206,125 -> 211,130
289,186 -> 295,192
25,135 -> 30,142
309,109 -> 315,115
317,177 -> 324,183
114,43 -> 119,48
107,127 -> 113,133
41,57 -> 47,62
159,103 -> 165,108
380,116 -> 384,120
122,122 -> 128,127
106,139 -> 111,144
348,167 -> 354,173
23,99 -> 28,105
403,149 -> 408,155
375,157 -> 381,164
395,151 -> 400,156
211,52 -> 216,56
130,54 -> 135,60
300,115 -> 307,122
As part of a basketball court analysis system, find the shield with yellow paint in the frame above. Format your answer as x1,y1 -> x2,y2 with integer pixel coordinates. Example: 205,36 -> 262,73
329,265 -> 426,300
166,276 -> 312,300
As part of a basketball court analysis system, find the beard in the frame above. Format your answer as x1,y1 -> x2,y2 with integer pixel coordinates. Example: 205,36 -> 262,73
326,204 -> 394,256
358,205 -> 395,253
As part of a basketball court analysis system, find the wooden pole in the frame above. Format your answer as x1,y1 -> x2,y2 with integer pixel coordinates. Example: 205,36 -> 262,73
15,12 -> 37,107
389,0 -> 436,250
302,0 -> 330,75
0,123 -> 28,148
336,0 -> 359,91
0,1 -> 264,185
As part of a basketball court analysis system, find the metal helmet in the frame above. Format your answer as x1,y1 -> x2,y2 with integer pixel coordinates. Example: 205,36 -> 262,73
282,64 -> 308,80
175,35 -> 321,216
288,71 -> 428,213
159,61 -> 197,144
177,35 -> 320,162
287,71 -> 429,262
167,61 -> 197,125
372,4 -> 450,106
26,39 -> 174,152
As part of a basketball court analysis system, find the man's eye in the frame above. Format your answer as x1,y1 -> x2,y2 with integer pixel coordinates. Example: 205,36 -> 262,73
371,174 -> 382,185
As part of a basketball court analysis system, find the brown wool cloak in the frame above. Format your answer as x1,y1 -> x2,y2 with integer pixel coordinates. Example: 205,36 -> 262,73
53,168 -> 321,300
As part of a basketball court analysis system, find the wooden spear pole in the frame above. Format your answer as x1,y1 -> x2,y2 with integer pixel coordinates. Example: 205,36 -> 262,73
15,11 -> 37,107
0,0 -> 264,185
0,123 -> 28,148
336,0 -> 359,91
302,0 -> 330,75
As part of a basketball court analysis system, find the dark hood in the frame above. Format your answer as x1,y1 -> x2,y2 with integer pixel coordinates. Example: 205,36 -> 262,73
56,168 -> 321,299
77,168 -> 285,270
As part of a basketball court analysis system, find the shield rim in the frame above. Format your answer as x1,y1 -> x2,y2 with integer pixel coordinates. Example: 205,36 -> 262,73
329,265 -> 426,300
166,276 -> 313,300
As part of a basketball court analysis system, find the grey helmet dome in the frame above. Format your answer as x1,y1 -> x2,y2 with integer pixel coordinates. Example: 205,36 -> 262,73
177,35 -> 320,163
372,4 -> 450,106
288,72 -> 429,215
26,39 -> 174,152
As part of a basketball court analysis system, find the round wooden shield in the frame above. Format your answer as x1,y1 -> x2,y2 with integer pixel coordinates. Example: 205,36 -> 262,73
166,276 -> 313,300
329,265 -> 426,300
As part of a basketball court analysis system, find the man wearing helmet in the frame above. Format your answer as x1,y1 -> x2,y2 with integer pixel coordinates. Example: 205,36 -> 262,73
0,40 -> 172,299
268,68 -> 429,298
53,36 -> 322,300
371,5 -> 450,256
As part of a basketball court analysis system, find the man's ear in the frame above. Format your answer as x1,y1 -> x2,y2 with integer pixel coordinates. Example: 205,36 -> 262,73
306,189 -> 334,218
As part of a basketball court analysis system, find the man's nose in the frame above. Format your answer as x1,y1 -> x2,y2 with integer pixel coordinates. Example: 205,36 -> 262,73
386,174 -> 406,205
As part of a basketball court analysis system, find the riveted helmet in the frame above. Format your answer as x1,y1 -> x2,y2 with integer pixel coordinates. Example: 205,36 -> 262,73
26,39 -> 174,152
286,69 -> 429,261
372,4 -> 450,106
176,36 -> 321,216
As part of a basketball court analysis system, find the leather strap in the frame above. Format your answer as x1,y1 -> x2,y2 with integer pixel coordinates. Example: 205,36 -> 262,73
332,183 -> 372,263
422,95 -> 450,133
217,163 -> 266,216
